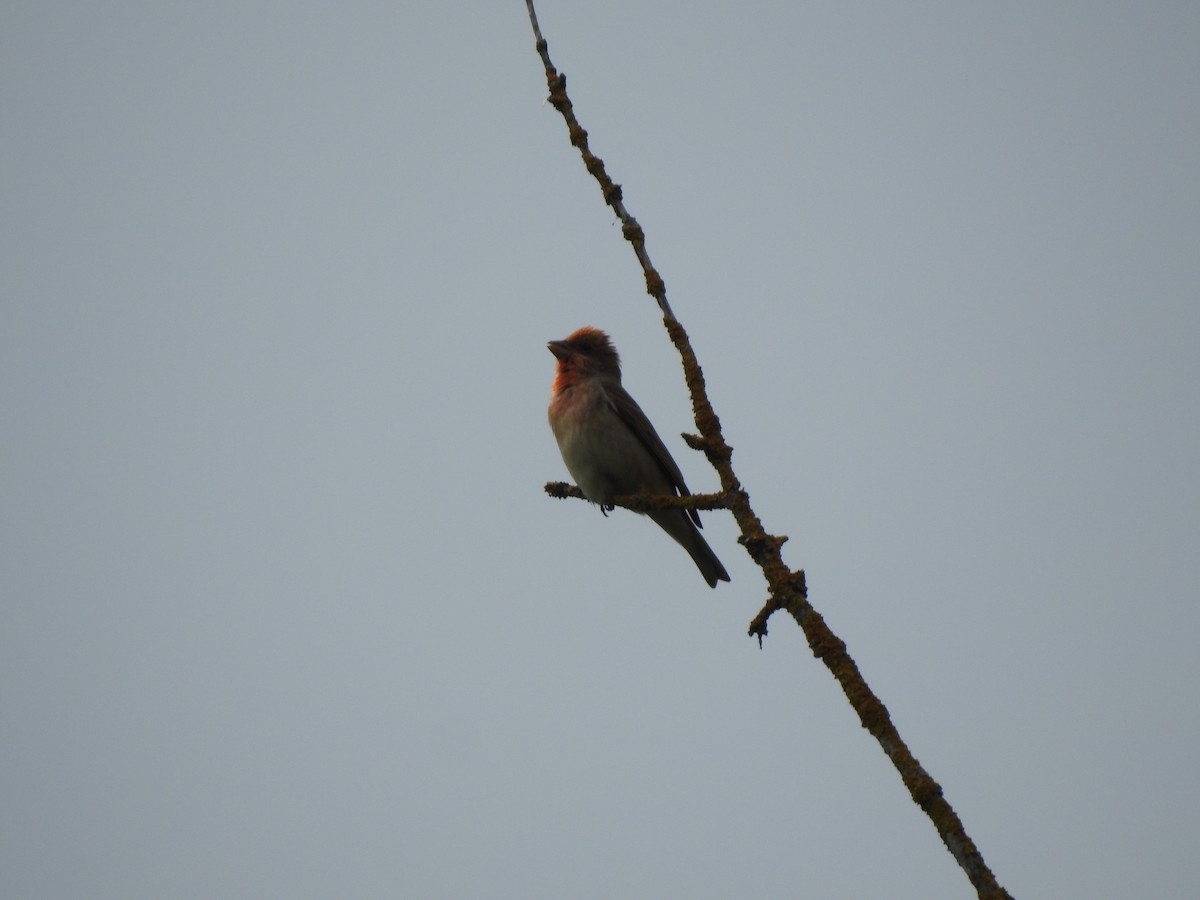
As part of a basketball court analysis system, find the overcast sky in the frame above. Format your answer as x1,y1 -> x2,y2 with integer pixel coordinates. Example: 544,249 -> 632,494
3,2 -> 1198,898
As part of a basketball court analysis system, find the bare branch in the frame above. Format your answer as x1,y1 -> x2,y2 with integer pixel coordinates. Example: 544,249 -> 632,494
544,482 -> 730,513
525,4 -> 1012,897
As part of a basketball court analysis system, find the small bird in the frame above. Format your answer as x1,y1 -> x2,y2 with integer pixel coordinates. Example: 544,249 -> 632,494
547,326 -> 730,587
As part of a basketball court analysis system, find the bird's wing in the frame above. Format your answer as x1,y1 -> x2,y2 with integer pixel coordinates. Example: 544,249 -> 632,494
606,383 -> 703,527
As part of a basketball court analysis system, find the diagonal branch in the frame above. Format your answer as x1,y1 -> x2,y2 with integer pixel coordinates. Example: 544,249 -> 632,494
525,3 -> 1012,898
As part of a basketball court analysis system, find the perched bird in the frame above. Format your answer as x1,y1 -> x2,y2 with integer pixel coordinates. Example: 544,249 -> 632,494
547,326 -> 730,587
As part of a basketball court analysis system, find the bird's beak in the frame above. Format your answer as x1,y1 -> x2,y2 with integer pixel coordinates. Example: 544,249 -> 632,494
547,340 -> 569,360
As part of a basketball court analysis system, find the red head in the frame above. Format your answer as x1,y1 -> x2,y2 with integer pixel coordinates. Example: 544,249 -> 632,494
547,327 -> 622,392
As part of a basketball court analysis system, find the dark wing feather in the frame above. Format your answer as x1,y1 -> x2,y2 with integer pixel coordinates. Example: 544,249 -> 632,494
606,383 -> 703,527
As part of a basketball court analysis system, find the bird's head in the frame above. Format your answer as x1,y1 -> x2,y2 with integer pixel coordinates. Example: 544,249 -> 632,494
547,326 -> 622,381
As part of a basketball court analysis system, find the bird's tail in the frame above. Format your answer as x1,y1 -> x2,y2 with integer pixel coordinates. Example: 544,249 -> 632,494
652,510 -> 730,588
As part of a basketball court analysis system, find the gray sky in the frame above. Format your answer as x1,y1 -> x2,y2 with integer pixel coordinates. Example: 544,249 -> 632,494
3,2 -> 1198,898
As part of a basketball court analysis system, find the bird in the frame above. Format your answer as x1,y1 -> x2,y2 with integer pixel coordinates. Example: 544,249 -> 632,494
546,326 -> 730,587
